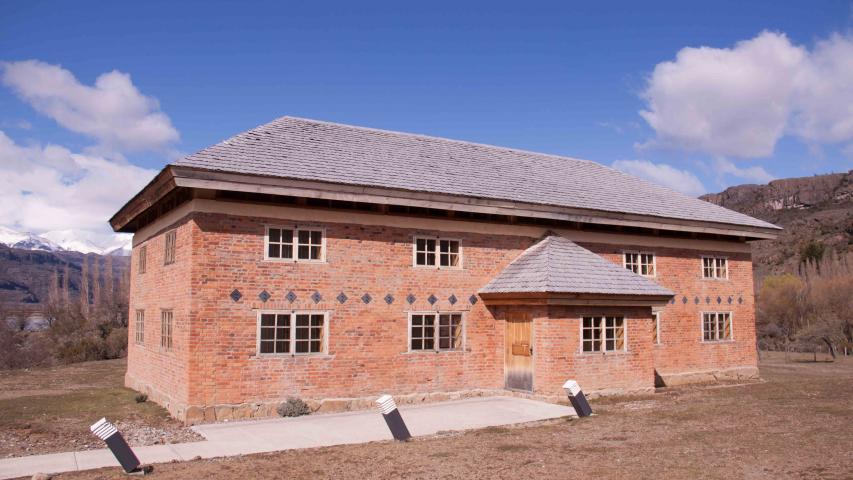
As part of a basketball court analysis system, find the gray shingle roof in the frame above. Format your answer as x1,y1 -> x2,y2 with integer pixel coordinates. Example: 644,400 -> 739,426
173,116 -> 779,230
479,236 -> 674,297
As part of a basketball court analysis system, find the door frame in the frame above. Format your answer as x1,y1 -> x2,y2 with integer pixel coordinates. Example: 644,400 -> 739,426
504,310 -> 534,392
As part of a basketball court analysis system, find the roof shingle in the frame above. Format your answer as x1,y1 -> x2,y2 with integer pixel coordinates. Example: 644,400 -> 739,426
479,235 -> 674,297
173,116 -> 779,230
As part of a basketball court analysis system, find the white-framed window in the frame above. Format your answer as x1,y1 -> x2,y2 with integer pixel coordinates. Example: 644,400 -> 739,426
652,311 -> 661,345
257,311 -> 328,355
265,226 -> 325,262
409,312 -> 464,351
581,316 -> 626,353
160,310 -> 173,351
702,256 -> 728,279
413,236 -> 461,268
163,230 -> 176,265
135,310 -> 144,345
702,312 -> 732,342
624,251 -> 655,277
138,246 -> 147,274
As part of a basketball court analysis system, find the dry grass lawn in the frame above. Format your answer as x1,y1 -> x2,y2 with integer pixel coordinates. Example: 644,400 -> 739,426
0,359 -> 199,458
39,351 -> 853,479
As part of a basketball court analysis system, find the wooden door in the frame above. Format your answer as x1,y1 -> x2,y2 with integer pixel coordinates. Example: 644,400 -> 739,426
505,311 -> 533,391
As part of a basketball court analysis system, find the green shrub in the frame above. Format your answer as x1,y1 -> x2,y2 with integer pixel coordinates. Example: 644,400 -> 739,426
277,397 -> 311,417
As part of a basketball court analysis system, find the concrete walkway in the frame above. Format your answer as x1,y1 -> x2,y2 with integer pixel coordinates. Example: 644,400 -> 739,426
0,396 -> 574,479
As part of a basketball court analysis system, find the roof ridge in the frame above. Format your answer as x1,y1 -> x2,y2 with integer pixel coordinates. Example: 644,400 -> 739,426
273,116 -> 598,167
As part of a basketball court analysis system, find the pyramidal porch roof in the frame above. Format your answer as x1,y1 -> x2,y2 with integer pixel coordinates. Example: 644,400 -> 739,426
478,235 -> 673,306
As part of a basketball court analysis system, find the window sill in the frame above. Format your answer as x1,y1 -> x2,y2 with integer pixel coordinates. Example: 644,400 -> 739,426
412,265 -> 464,271
700,340 -> 736,345
252,353 -> 334,359
402,349 -> 467,355
576,350 -> 630,357
262,258 -> 328,264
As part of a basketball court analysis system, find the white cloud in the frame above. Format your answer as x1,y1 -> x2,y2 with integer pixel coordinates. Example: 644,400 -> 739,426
0,130 -> 157,245
612,159 -> 707,197
0,60 -> 179,154
713,158 -> 774,184
639,31 -> 853,159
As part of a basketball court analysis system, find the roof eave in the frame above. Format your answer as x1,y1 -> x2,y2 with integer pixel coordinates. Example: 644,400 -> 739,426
110,165 -> 782,239
478,291 -> 674,307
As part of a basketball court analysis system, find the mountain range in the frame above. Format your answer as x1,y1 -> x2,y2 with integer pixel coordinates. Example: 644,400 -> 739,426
0,227 -> 131,256
700,169 -> 853,280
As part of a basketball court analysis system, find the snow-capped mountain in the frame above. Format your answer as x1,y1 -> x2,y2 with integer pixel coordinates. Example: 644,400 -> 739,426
0,226 -> 131,256
0,226 -> 62,252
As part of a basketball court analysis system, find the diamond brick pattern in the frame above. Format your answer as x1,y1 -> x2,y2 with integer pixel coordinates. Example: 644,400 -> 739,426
258,290 -> 270,302
286,291 -> 297,303
406,294 -> 416,305
728,296 -> 733,304
175,116 -> 779,231
337,292 -> 348,304
230,289 -> 242,302
469,294 -> 478,305
427,294 -> 438,305
448,294 -> 457,305
311,291 -> 322,304
361,293 -> 372,304
384,294 -> 394,305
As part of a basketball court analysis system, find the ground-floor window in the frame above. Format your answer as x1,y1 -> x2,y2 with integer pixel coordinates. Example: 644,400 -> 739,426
160,310 -> 173,351
258,311 -> 327,355
582,316 -> 625,352
410,313 -> 463,351
135,310 -> 145,345
702,312 -> 732,341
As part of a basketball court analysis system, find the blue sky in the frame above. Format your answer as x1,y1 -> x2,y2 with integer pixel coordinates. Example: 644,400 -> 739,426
1,1 -> 852,244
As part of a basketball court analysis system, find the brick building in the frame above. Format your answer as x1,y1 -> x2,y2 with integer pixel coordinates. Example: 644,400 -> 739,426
110,117 -> 780,423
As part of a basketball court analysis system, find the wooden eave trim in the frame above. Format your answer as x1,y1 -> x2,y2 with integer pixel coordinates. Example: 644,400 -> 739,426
111,165 -> 781,240
171,167 -> 780,239
109,167 -> 178,231
478,291 -> 673,306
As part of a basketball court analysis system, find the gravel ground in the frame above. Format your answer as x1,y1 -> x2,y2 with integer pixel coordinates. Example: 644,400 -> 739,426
46,351 -> 853,480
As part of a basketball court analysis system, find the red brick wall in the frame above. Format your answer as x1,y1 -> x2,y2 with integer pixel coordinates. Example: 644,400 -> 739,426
531,306 -> 655,396
586,244 -> 758,380
127,207 -> 759,417
126,218 -> 195,417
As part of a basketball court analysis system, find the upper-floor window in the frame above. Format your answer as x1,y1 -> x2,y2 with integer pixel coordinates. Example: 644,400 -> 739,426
414,236 -> 461,268
163,230 -> 177,265
265,227 -> 324,262
624,252 -> 655,276
135,310 -> 145,345
410,313 -> 463,351
160,310 -> 173,351
138,246 -> 147,274
582,316 -> 625,353
702,256 -> 728,279
702,312 -> 732,342
257,311 -> 327,355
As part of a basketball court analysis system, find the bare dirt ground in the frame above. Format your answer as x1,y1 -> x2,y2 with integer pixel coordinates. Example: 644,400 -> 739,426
44,351 -> 853,480
0,359 -> 201,458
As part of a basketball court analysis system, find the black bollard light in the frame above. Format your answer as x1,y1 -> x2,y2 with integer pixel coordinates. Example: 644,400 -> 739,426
376,394 -> 412,441
90,417 -> 145,474
562,380 -> 593,417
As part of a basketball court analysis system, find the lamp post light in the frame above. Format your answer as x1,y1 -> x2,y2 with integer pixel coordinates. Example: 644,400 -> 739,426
90,417 -> 147,475
376,394 -> 412,441
562,380 -> 593,417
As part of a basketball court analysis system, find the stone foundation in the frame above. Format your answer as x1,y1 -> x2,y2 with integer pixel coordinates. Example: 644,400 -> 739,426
657,366 -> 760,387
